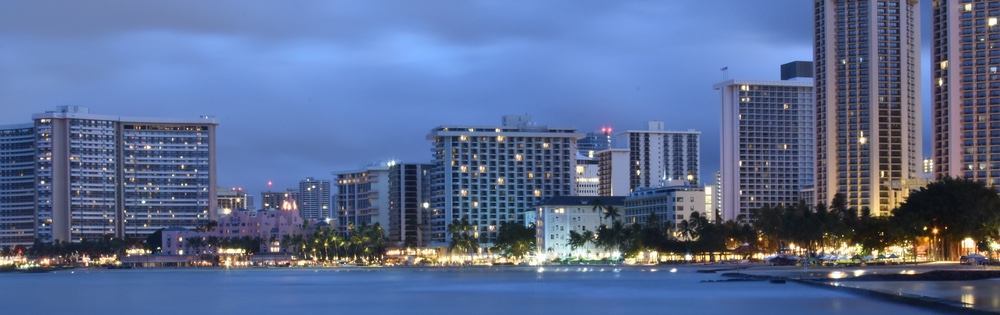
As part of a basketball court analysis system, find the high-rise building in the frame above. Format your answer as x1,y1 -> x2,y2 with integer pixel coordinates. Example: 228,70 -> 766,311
597,148 -> 630,196
619,121 -> 667,190
387,162 -> 433,248
575,153 -> 599,197
664,130 -> 701,185
298,177 -> 331,222
615,122 -> 701,190
427,115 -> 582,246
932,1 -> 1000,186
577,127 -> 613,156
333,162 -> 391,235
716,63 -> 815,222
0,106 -> 218,244
217,187 -> 248,216
260,189 -> 298,211
0,124 -> 36,246
815,0 -> 922,215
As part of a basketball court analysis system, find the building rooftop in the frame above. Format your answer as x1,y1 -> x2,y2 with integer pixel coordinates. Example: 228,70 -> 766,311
537,196 -> 625,207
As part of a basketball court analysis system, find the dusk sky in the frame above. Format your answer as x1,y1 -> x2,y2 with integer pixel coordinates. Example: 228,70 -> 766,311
0,1 -> 930,200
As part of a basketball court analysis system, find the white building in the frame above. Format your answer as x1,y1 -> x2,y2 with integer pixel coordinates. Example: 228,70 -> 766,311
624,182 -> 712,233
575,152 -> 599,197
533,196 -> 624,260
0,106 -> 218,244
333,162 -> 391,235
597,148 -> 630,196
298,177 -> 331,221
715,65 -> 815,223
815,0 -> 922,215
427,115 -> 582,246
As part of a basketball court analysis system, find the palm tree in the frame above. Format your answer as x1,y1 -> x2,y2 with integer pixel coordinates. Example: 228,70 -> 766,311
447,218 -> 478,259
568,230 -> 588,253
602,205 -> 622,225
185,237 -> 205,255
591,199 -> 606,226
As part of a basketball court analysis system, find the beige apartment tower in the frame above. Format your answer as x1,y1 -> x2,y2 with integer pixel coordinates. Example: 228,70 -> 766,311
932,0 -> 1000,186
814,0 -> 922,215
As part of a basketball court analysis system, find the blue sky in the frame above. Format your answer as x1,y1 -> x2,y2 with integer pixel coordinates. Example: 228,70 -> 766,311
2,1 -> 925,200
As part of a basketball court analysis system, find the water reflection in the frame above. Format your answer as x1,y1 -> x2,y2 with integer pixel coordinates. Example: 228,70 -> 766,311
849,280 -> 1000,311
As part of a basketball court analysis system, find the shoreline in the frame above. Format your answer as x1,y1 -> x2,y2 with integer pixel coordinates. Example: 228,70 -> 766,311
720,263 -> 1000,314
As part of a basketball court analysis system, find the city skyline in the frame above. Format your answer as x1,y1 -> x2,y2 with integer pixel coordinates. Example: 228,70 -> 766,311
3,1 -> 918,199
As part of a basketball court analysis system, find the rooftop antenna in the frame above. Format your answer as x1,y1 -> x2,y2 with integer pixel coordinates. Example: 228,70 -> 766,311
721,66 -> 729,80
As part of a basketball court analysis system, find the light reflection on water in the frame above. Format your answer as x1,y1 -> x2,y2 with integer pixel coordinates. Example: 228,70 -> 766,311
0,268 -> 954,314
846,280 -> 1000,311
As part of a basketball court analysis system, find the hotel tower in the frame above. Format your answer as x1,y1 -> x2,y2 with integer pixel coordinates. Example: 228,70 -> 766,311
814,0 -> 922,215
932,0 -> 1000,186
0,106 -> 217,246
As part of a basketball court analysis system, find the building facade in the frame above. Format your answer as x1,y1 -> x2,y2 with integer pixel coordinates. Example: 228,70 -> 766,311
577,127 -> 613,156
0,106 -> 217,244
298,177 -> 331,222
387,162 -> 433,248
161,207 -> 305,256
217,188 -> 249,216
619,121 -> 667,190
623,183 -> 712,234
716,67 -> 815,223
575,153 -> 599,197
260,189 -> 298,211
427,115 -> 582,246
333,163 -> 391,235
664,130 -> 701,185
815,0 -> 922,215
532,196 -> 624,260
597,148 -> 630,196
0,124 -> 36,246
932,0 -> 1000,186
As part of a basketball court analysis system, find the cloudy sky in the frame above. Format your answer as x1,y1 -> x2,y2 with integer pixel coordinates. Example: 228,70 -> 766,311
1,1 -> 928,201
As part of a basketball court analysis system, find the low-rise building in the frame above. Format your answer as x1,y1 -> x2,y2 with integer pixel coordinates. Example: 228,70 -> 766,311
161,208 -> 305,256
623,182 -> 711,235
532,196 -> 624,260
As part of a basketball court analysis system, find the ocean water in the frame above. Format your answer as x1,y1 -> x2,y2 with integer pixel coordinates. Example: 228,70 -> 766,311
0,267 -> 951,314
837,279 -> 1000,312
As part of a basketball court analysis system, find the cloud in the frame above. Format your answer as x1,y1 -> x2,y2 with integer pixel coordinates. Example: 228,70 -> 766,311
0,0 -> 817,197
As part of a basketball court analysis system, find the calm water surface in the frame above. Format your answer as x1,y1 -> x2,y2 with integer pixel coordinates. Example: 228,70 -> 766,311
839,279 -> 1000,312
0,267 -> 952,314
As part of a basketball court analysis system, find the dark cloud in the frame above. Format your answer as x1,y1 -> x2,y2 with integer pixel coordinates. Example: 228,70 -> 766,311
1,0 -> 823,198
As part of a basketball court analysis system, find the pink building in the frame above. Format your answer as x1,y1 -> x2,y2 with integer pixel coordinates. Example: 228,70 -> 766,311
162,207 -> 306,255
